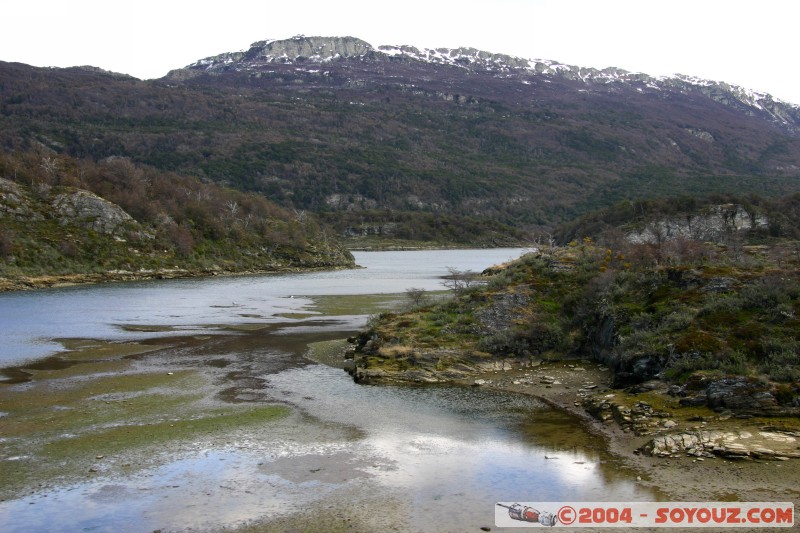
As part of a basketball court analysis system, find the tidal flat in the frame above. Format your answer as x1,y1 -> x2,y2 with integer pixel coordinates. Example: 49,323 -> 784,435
0,313 -> 653,532
0,336 -> 292,500
0,249 -> 720,531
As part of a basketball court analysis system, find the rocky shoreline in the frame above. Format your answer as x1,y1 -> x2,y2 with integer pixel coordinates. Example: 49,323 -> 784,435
347,356 -> 800,508
478,363 -> 800,507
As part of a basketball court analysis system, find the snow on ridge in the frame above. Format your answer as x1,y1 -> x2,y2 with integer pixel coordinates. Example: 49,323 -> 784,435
673,73 -> 799,111
184,36 -> 797,117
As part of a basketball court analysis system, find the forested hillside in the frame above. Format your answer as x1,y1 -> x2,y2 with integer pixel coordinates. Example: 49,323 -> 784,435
0,150 -> 353,289
349,196 -> 800,414
2,36 -> 800,244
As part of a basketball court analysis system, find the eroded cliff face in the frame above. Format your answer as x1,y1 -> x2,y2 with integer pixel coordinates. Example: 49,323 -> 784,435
248,36 -> 373,62
626,204 -> 769,244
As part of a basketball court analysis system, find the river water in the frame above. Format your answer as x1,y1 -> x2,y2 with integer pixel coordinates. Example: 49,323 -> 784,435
0,249 -> 530,365
0,249 -> 654,532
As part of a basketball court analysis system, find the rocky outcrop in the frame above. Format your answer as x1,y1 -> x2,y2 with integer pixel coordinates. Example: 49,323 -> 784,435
347,342 -> 535,385
669,376 -> 788,414
1,180 -> 136,233
0,178 -> 42,220
626,204 -> 768,244
190,36 -> 374,70
640,429 -> 800,459
342,223 -> 398,238
584,395 -> 674,436
51,189 -> 135,234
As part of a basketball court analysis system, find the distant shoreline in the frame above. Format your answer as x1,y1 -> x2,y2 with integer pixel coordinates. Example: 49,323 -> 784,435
0,264 -> 357,293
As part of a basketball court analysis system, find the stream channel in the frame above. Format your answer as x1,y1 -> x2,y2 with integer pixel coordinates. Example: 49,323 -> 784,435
0,249 -> 656,532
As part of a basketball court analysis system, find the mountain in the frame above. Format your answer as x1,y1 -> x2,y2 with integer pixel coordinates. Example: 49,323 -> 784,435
2,35 -> 800,243
180,36 -> 800,135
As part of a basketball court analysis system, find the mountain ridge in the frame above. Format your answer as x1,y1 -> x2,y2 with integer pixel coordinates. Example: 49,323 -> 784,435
173,35 -> 800,134
3,34 -> 800,243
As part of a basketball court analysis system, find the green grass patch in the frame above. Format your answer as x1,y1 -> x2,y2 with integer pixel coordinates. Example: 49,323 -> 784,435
306,339 -> 351,368
311,293 -> 408,316
41,404 -> 289,459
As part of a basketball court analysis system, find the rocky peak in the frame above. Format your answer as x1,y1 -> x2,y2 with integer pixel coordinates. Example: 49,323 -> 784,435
251,35 -> 373,61
190,35 -> 374,69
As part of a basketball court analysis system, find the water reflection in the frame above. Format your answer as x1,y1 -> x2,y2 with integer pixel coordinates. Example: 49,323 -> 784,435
264,364 -> 652,530
0,363 -> 652,533
0,248 -> 658,532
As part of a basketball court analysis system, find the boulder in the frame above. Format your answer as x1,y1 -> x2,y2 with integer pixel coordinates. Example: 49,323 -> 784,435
640,429 -> 800,459
51,189 -> 134,234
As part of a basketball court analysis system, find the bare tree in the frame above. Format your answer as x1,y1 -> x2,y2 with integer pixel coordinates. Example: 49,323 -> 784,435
40,155 -> 60,183
442,267 -> 478,294
226,200 -> 240,220
405,287 -> 428,307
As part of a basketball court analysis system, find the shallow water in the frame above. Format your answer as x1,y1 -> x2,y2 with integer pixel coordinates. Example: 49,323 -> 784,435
1,362 -> 651,532
0,249 -> 657,532
0,249 -> 527,365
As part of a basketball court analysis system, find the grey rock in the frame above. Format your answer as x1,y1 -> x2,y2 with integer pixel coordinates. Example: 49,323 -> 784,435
627,204 -> 768,245
51,189 -> 135,234
706,377 -> 777,411
0,178 -> 42,220
641,429 -> 800,459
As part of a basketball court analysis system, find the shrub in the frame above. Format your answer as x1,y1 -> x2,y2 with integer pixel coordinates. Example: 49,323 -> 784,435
666,350 -> 749,380
478,329 -> 531,356
0,229 -> 13,258
166,223 -> 195,256
405,287 -> 428,308
761,349 -> 800,382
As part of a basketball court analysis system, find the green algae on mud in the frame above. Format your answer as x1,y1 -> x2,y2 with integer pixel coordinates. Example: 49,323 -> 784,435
305,339 -> 351,368
310,293 -> 409,316
0,339 -> 169,385
0,340 -> 292,501
40,403 -> 290,462
118,324 -> 178,332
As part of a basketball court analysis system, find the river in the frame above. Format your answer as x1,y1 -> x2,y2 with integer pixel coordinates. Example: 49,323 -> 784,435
0,249 -> 655,532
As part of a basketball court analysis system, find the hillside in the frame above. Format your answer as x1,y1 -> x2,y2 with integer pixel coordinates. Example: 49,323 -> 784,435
0,151 -> 354,290
347,200 -> 800,454
553,193 -> 800,245
2,36 -> 800,244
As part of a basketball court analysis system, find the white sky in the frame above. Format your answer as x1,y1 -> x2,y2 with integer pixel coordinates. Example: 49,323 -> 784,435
3,0 -> 799,104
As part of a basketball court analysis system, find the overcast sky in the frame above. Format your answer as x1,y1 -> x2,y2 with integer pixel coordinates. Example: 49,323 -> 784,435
4,0 -> 799,104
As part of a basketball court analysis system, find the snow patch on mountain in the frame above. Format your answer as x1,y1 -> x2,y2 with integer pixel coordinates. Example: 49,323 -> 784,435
181,35 -> 799,132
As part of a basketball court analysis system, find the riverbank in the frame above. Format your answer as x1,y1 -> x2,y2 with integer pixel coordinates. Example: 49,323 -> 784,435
0,263 -> 360,292
456,360 -> 800,507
